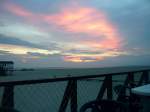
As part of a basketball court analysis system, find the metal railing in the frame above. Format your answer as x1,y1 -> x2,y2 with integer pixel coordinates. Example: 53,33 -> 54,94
0,69 -> 149,112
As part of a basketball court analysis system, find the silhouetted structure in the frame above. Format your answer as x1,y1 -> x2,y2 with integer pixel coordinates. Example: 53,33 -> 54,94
0,61 -> 14,76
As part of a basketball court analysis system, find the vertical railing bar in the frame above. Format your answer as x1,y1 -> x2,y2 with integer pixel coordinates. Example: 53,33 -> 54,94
1,85 -> 14,108
138,71 -> 149,86
59,80 -> 73,112
96,76 -> 108,100
143,71 -> 149,84
138,73 -> 145,86
117,74 -> 130,101
107,75 -> 112,100
128,72 -> 134,87
71,80 -> 77,112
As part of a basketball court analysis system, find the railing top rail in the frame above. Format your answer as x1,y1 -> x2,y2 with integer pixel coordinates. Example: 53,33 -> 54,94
0,69 -> 150,86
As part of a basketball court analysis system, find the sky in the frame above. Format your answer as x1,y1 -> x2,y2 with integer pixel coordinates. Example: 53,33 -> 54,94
0,0 -> 150,68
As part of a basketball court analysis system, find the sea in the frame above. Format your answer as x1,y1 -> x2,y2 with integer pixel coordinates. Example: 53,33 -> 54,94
0,66 -> 150,112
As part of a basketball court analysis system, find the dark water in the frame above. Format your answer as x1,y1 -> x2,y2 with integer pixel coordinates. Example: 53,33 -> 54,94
1,66 -> 150,81
0,66 -> 150,112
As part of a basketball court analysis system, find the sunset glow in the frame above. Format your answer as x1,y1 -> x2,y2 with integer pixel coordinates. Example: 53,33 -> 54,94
2,2 -> 123,62
0,44 -> 60,55
64,55 -> 103,63
43,7 -> 122,62
1,0 -> 149,67
44,7 -> 121,49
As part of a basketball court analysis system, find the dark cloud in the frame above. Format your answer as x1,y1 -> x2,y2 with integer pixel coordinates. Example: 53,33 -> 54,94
67,49 -> 102,55
0,34 -> 46,49
0,50 -> 9,54
27,52 -> 60,57
81,57 -> 98,61
27,52 -> 45,56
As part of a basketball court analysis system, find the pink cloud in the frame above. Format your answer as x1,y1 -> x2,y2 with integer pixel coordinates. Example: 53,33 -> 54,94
43,7 -> 121,49
3,2 -> 40,23
4,3 -> 121,47
4,3 -> 123,62
63,55 -> 104,62
4,3 -> 33,17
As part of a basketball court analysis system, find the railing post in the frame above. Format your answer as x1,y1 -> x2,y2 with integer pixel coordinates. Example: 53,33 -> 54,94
128,72 -> 134,87
59,80 -> 73,112
97,75 -> 112,100
143,71 -> 149,84
138,74 -> 144,86
1,85 -> 14,108
96,76 -> 107,100
106,75 -> 112,100
71,80 -> 77,112
117,73 -> 134,101
59,80 -> 77,112
138,71 -> 149,86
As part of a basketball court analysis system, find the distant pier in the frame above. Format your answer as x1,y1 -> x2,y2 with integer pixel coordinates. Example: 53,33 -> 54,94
0,61 -> 14,76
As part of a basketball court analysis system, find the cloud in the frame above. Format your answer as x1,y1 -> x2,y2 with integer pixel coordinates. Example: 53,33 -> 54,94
43,6 -> 123,62
0,34 -> 45,49
63,50 -> 128,62
63,55 -> 104,63
0,44 -> 61,55
4,3 -> 121,47
4,2 -> 33,18
0,50 -> 10,55
2,2 -> 125,63
43,7 -> 121,48
0,22 -> 50,44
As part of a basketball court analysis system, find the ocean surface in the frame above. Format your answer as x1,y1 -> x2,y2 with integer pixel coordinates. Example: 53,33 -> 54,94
0,66 -> 150,81
0,66 -> 150,112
